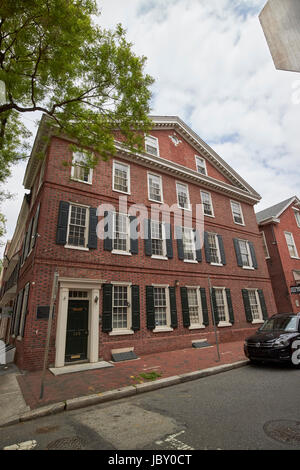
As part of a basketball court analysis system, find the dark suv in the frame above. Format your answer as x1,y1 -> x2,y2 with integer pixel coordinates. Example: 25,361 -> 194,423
244,313 -> 300,366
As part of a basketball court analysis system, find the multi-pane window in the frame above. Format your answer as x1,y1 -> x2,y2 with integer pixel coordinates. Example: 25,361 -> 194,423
69,291 -> 88,299
151,220 -> 165,256
145,135 -> 159,156
201,191 -> 214,216
248,290 -> 262,321
154,287 -> 167,327
195,156 -> 207,175
285,232 -> 298,258
182,228 -> 196,261
294,210 -> 300,228
207,233 -> 221,264
148,173 -> 163,202
187,288 -> 202,325
113,161 -> 130,193
113,213 -> 129,252
214,288 -> 227,323
71,151 -> 93,184
112,285 -> 129,330
231,201 -> 244,225
239,240 -> 252,267
176,182 -> 190,210
67,205 -> 88,247
261,231 -> 270,259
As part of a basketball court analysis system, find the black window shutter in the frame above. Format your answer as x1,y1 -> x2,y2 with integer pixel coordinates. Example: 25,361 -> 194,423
225,288 -> 234,324
21,231 -> 28,264
144,219 -> 152,256
211,288 -> 219,325
175,226 -> 184,260
169,287 -> 178,328
180,287 -> 190,328
56,201 -> 70,245
242,289 -> 253,323
102,284 -> 113,332
218,235 -> 226,265
14,289 -> 24,336
20,283 -> 30,337
131,285 -> 140,331
165,223 -> 173,259
258,289 -> 268,320
249,242 -> 258,269
23,218 -> 33,260
10,296 -> 18,335
194,230 -> 202,262
103,211 -> 113,251
204,232 -> 211,263
129,216 -> 138,255
233,238 -> 243,267
31,203 -> 40,250
87,207 -> 98,249
146,286 -> 155,330
200,288 -> 209,326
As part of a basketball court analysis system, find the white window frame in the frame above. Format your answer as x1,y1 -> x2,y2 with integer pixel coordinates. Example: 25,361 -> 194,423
201,190 -> 214,217
230,200 -> 245,226
247,289 -> 264,324
182,227 -> 197,263
151,220 -> 168,260
213,287 -> 232,327
293,208 -> 300,228
176,181 -> 191,211
186,286 -> 205,329
207,233 -> 222,266
285,231 -> 299,259
109,283 -> 133,336
112,160 -> 131,195
112,212 -> 131,256
65,203 -> 89,251
260,231 -> 270,259
195,156 -> 207,176
152,284 -> 173,333
145,134 -> 160,157
238,239 -> 254,270
147,172 -> 163,203
71,151 -> 93,185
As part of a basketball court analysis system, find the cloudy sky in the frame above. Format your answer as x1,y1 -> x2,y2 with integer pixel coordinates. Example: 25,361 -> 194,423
1,0 -> 300,257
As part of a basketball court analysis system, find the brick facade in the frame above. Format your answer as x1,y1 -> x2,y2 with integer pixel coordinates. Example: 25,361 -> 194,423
2,116 -> 276,370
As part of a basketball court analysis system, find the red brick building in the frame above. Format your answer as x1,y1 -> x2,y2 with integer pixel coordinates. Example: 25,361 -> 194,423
257,196 -> 300,314
0,115 -> 276,371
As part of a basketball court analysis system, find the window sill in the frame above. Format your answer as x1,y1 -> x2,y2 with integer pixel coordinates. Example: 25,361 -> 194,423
189,324 -> 205,330
153,327 -> 174,333
177,206 -> 192,212
151,255 -> 168,261
217,322 -> 232,328
251,319 -> 264,324
184,259 -> 198,264
233,221 -> 245,226
290,256 -> 300,260
112,250 -> 132,256
64,245 -> 89,251
204,213 -> 215,218
112,188 -> 131,196
242,266 -> 255,270
149,198 -> 163,204
210,262 -> 223,267
109,330 -> 134,336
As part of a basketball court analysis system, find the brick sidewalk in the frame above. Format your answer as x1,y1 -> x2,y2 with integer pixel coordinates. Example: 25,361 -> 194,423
17,340 -> 246,410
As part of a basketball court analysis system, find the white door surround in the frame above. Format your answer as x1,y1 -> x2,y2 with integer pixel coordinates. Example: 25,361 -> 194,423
55,278 -> 105,368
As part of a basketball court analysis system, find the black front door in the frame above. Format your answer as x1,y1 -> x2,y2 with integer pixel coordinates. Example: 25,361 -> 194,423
65,300 -> 89,362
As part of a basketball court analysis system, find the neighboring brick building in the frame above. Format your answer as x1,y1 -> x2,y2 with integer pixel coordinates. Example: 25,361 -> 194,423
257,196 -> 300,314
0,114 -> 276,371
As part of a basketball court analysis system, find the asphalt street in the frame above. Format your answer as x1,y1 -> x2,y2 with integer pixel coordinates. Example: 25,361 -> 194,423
0,362 -> 300,451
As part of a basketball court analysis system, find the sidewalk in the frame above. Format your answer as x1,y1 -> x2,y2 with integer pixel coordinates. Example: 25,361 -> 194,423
1,340 -> 248,427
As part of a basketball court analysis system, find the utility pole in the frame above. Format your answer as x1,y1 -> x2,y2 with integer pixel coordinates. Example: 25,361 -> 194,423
40,271 -> 59,399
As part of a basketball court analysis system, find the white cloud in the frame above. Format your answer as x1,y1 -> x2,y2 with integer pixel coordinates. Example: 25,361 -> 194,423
1,0 -> 300,256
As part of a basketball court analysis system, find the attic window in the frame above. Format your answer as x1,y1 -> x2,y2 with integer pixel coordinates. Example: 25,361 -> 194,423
195,156 -> 207,176
294,209 -> 300,228
145,135 -> 159,157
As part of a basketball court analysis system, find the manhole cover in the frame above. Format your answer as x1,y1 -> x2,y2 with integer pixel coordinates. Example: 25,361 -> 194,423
46,437 -> 85,450
264,420 -> 300,445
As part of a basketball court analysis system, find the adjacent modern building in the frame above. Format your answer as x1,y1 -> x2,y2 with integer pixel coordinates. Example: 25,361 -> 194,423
257,196 -> 300,313
0,115 -> 276,371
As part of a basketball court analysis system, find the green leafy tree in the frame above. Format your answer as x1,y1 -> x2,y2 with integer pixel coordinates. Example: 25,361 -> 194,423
0,0 -> 154,244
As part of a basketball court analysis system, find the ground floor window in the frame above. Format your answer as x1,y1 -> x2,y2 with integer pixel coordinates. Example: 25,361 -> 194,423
154,287 -> 168,327
187,288 -> 203,326
112,285 -> 130,330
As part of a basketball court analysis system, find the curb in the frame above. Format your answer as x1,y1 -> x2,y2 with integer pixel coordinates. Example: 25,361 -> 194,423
0,359 -> 249,428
